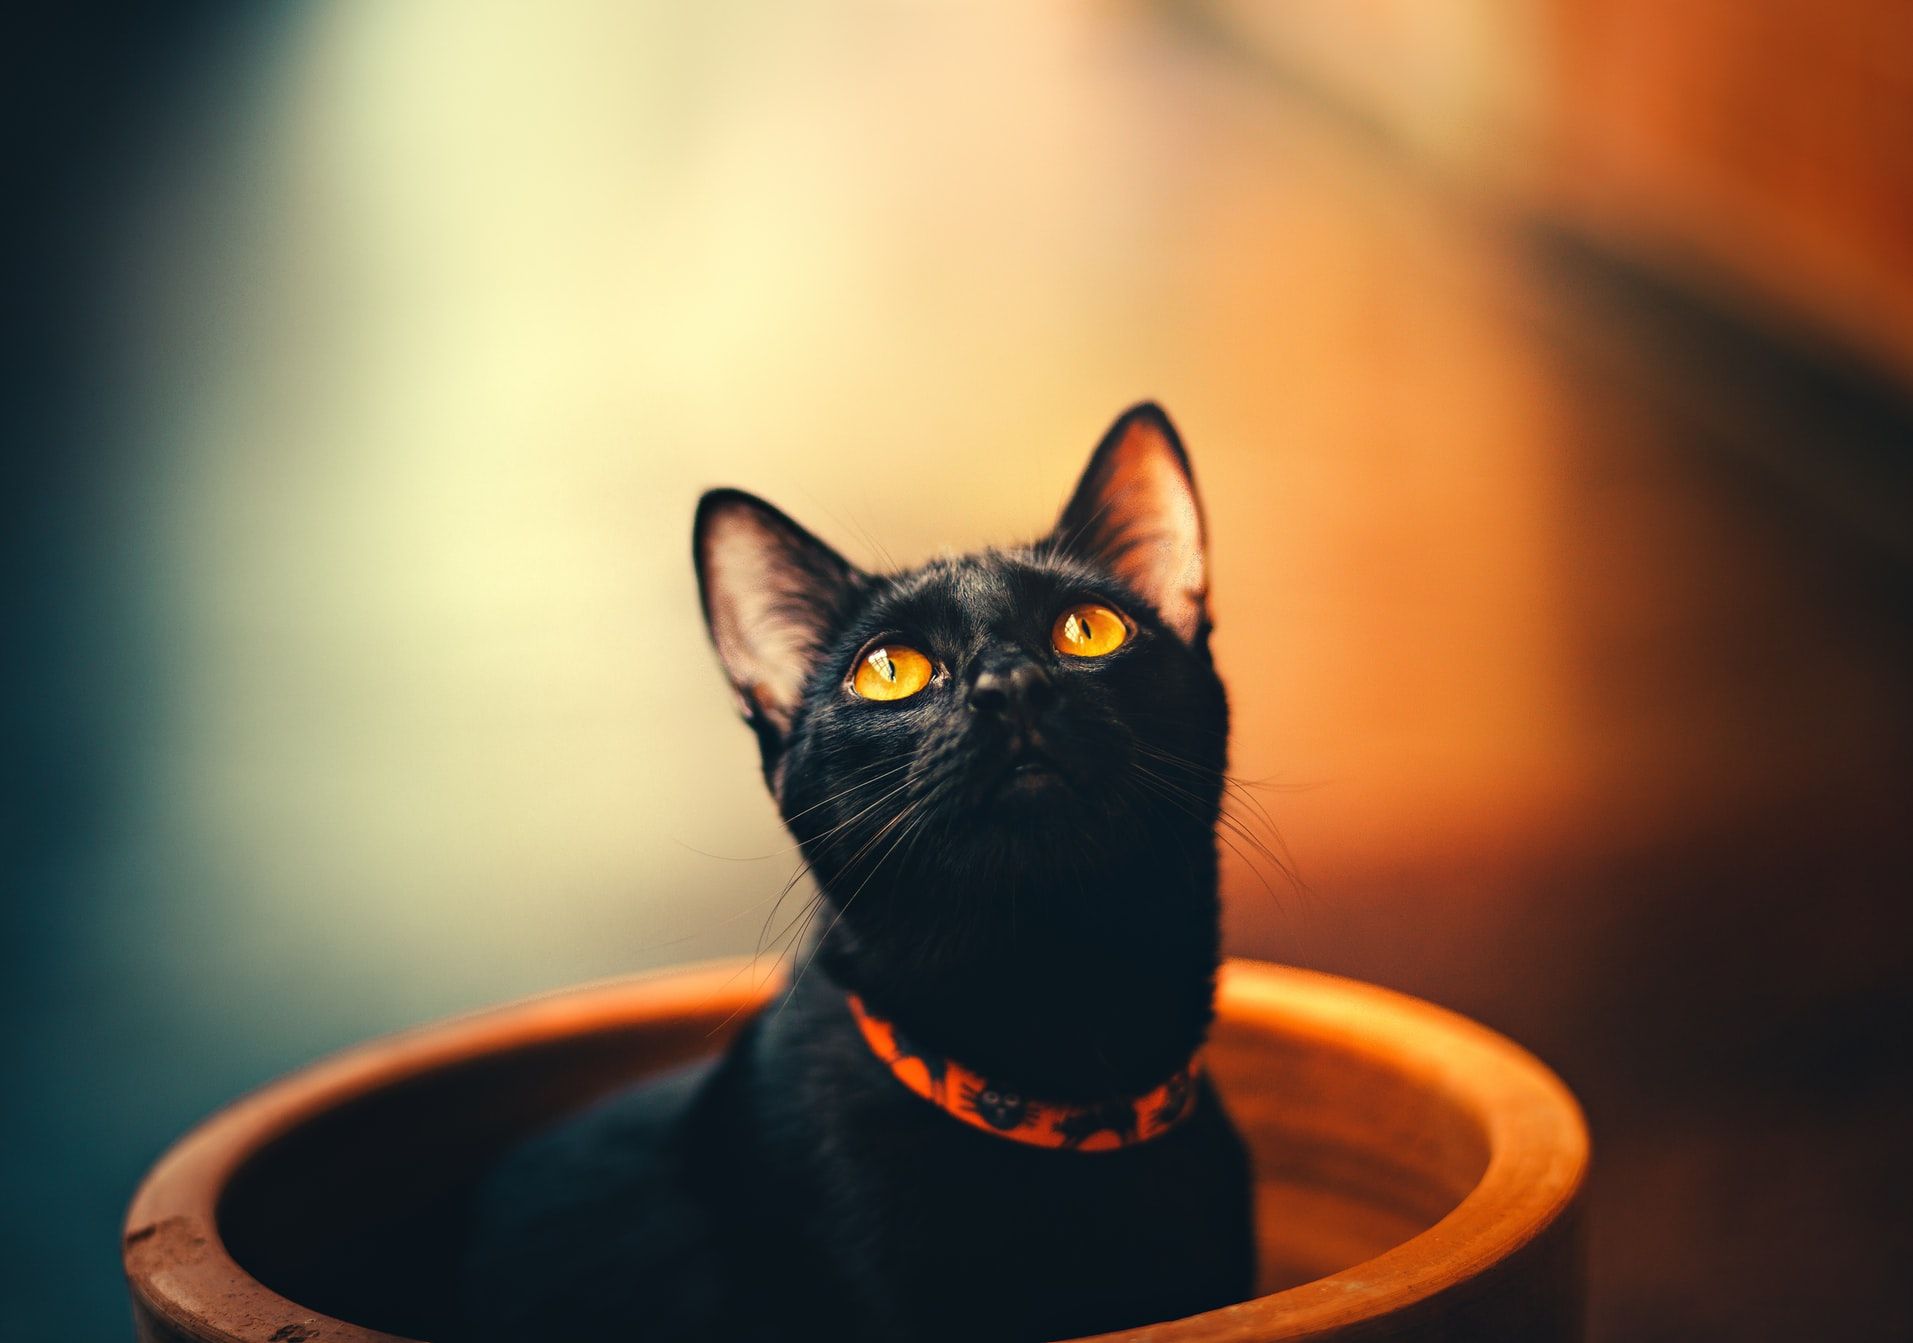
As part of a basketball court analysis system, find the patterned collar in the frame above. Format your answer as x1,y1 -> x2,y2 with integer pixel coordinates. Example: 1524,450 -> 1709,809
846,994 -> 1202,1151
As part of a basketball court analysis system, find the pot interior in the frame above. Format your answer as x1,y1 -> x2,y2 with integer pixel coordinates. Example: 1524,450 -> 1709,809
217,997 -> 1491,1339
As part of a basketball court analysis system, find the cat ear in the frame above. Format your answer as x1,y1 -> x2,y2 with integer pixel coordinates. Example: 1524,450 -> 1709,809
1049,403 -> 1210,645
694,489 -> 860,742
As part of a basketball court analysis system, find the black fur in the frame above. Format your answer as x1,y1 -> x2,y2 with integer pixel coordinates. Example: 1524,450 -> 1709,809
461,405 -> 1254,1341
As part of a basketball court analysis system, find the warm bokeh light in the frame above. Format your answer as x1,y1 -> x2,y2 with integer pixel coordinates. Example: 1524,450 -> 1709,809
122,2 -> 1906,1003
125,2 -> 1580,1004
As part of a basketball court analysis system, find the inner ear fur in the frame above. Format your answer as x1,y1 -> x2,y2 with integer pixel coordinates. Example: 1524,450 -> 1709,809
1050,403 -> 1210,645
693,489 -> 860,741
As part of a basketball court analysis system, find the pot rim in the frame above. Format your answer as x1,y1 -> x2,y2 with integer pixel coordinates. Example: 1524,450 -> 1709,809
123,958 -> 1588,1343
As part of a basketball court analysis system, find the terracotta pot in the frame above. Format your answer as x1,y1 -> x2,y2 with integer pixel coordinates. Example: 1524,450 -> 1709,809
123,959 -> 1588,1341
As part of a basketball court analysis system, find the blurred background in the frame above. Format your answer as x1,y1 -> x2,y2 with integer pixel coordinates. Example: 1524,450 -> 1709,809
8,2 -> 1911,1339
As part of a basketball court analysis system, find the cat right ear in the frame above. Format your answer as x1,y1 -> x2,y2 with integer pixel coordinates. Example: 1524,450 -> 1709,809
1048,403 -> 1210,648
693,489 -> 860,750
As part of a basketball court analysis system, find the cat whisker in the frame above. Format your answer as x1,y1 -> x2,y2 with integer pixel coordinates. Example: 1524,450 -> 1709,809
705,847 -> 853,1037
671,759 -> 913,879
1041,477 -> 1125,562
1131,762 -> 1289,878
761,891 -> 828,993
779,759 -> 916,832
1125,765 -> 1300,912
1126,722 -> 1324,796
703,890 -> 818,1038
778,800 -> 929,1015
744,767 -> 923,963
799,490 -> 901,576
800,772 -> 922,854
1130,744 -> 1306,890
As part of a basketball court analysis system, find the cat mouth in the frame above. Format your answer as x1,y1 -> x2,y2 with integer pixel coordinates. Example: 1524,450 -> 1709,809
991,743 -> 1072,797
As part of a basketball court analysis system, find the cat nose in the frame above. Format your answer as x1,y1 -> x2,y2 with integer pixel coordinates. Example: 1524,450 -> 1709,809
968,660 -> 1054,726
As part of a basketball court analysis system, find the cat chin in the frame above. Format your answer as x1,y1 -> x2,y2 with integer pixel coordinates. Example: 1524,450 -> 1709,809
973,766 -> 1090,821
1001,771 -> 1067,798
998,757 -> 1069,793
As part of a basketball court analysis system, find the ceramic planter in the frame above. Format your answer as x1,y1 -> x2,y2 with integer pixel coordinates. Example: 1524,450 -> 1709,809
124,959 -> 1588,1341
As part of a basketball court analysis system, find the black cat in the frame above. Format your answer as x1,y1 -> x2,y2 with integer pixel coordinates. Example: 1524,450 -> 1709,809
461,404 -> 1255,1342
961,1081 -> 1036,1131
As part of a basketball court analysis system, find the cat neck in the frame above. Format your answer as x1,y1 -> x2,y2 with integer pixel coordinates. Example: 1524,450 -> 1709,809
811,846 -> 1221,1104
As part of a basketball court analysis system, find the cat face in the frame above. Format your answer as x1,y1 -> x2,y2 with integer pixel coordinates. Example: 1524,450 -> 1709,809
693,404 -> 1227,944
961,1081 -> 1034,1131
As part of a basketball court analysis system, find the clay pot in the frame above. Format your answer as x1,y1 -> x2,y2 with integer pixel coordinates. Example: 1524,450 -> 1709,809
124,959 -> 1587,1341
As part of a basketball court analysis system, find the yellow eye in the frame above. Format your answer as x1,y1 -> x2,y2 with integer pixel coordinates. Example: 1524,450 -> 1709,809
1052,602 -> 1128,658
851,644 -> 934,701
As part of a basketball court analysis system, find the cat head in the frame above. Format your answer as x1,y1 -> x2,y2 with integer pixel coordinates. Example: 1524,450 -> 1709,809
692,403 -> 1228,974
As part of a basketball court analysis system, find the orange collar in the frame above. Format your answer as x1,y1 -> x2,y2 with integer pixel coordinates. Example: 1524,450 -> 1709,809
847,994 -> 1201,1152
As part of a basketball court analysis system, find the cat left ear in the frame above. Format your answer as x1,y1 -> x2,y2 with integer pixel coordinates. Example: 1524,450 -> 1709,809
1049,403 -> 1210,646
694,490 -> 861,750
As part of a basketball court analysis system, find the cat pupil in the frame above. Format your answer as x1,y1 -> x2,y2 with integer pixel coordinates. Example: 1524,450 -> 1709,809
1068,614 -> 1089,643
872,649 -> 896,681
